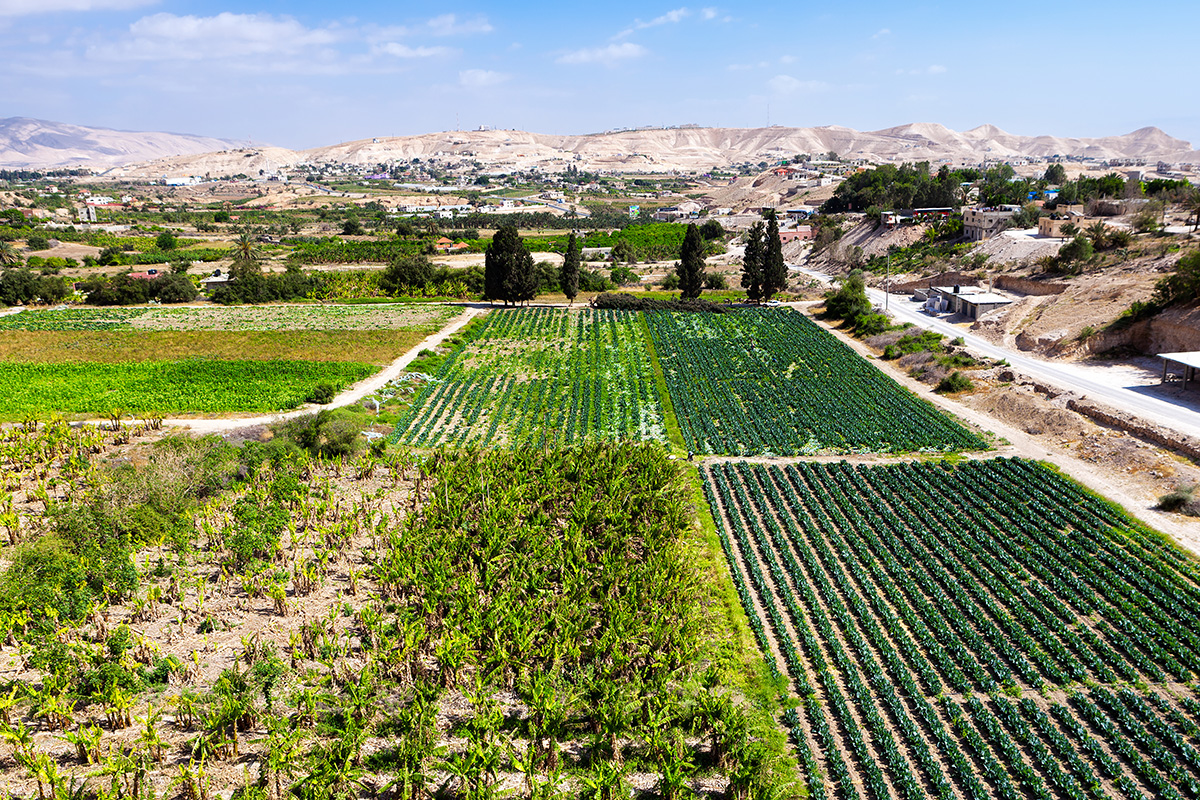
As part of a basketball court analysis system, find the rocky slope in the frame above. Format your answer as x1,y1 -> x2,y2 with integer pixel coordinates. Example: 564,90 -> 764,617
0,117 -> 244,170
6,117 -> 1195,174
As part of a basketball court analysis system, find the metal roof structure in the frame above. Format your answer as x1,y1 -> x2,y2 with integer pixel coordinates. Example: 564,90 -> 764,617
1159,352 -> 1200,370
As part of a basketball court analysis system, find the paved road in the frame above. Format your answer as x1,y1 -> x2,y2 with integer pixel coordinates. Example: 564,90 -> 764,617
795,266 -> 1200,440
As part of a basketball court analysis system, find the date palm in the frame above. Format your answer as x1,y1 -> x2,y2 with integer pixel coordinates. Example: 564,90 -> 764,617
231,231 -> 262,263
0,241 -> 20,266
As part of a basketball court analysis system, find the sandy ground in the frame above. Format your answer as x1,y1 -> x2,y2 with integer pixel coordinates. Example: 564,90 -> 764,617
974,228 -> 1064,264
28,241 -> 101,261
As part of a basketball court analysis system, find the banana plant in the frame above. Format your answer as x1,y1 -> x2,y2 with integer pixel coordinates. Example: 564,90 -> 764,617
59,721 -> 103,764
254,715 -> 304,800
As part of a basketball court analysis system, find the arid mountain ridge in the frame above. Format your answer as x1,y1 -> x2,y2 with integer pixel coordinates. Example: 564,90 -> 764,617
0,117 -> 244,171
2,116 -> 1196,175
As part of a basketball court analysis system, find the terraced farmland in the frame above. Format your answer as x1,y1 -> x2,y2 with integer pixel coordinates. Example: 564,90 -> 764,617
647,308 -> 984,455
704,457 -> 1200,800
391,308 -> 667,447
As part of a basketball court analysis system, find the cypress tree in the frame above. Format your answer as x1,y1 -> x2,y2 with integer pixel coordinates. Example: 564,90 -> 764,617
763,210 -> 787,300
560,232 -> 581,304
485,223 -> 536,305
740,221 -> 765,303
676,223 -> 706,300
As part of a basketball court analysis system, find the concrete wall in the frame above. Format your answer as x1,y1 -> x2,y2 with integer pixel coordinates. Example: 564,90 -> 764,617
994,275 -> 1069,296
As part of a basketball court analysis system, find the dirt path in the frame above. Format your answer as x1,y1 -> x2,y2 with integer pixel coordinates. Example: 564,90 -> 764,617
161,306 -> 486,435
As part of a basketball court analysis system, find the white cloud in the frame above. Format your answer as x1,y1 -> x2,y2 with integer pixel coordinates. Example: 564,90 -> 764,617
89,12 -> 340,61
779,54 -> 796,64
378,42 -> 453,58
0,0 -> 154,15
643,7 -> 689,27
895,64 -> 948,76
616,7 -> 690,38
700,7 -> 718,19
459,68 -> 508,87
728,61 -> 768,71
872,28 -> 890,39
557,42 -> 646,65
768,74 -> 829,94
426,13 -> 492,36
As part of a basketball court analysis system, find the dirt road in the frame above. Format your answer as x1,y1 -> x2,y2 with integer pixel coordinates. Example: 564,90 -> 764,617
160,306 -> 486,435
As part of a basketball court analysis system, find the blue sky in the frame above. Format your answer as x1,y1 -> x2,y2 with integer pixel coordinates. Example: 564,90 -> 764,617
2,0 -> 1197,151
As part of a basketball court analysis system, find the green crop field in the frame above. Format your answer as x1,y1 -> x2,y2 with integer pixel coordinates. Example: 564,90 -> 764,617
647,308 -> 984,455
706,457 -> 1200,800
0,360 -> 377,417
0,304 -> 456,332
391,308 -> 666,447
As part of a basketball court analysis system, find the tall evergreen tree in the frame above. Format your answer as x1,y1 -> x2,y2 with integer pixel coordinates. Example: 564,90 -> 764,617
560,232 -> 581,304
485,224 -> 536,305
740,221 -> 765,303
676,223 -> 706,300
762,211 -> 787,300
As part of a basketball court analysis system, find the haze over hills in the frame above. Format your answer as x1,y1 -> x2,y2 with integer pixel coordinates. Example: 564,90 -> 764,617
2,117 -> 1196,175
0,117 -> 245,170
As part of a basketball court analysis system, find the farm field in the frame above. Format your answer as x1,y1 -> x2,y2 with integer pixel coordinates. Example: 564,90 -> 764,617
704,457 -> 1200,800
0,330 -> 431,365
391,308 -> 667,447
0,304 -> 457,332
0,360 -> 377,417
0,427 -> 791,799
0,304 -> 458,415
647,309 -> 984,455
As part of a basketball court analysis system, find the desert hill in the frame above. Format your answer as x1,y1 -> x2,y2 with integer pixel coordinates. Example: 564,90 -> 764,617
0,117 -> 245,171
3,118 -> 1195,175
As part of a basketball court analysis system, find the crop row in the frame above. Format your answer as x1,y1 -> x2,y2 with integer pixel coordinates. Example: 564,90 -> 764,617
390,308 -> 666,447
0,304 -> 454,332
704,458 -> 1200,800
645,308 -> 984,455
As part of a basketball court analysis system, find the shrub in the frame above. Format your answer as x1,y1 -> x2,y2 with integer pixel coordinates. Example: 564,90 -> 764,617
1157,485 -> 1199,515
936,371 -> 973,394
610,265 -> 640,286
854,313 -> 890,336
1057,235 -> 1094,265
225,497 -> 287,566
823,270 -> 870,324
379,253 -> 435,295
0,535 -> 91,623
278,410 -> 362,459
704,272 -> 729,290
308,381 -> 337,404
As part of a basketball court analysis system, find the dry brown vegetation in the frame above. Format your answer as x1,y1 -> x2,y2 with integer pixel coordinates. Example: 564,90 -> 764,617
0,330 -> 429,365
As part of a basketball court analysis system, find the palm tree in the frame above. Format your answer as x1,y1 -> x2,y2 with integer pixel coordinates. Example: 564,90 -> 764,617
1085,221 -> 1110,250
231,231 -> 261,263
0,241 -> 20,266
1184,189 -> 1200,232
